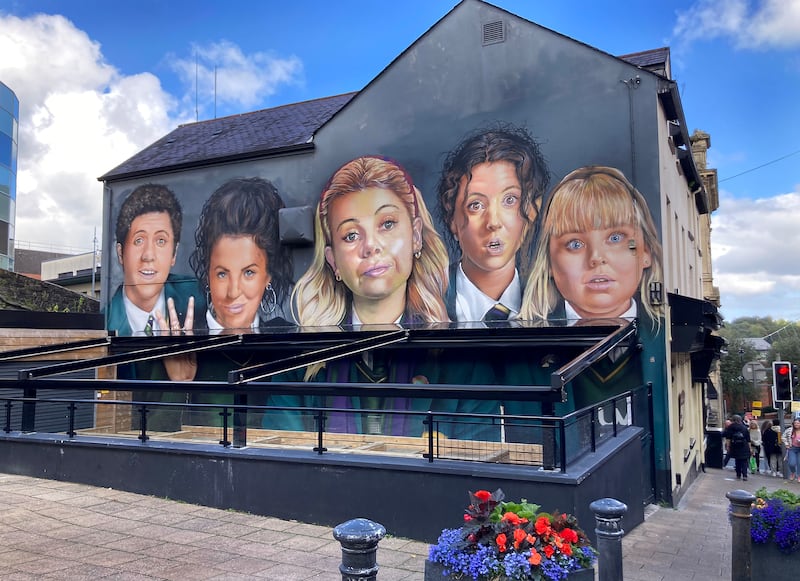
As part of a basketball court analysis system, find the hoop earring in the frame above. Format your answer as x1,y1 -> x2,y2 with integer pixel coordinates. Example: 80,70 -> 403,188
414,250 -> 421,259
259,283 -> 278,318
335,271 -> 342,282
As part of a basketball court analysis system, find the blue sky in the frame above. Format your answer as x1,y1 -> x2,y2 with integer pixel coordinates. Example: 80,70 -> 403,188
1,0 -> 799,323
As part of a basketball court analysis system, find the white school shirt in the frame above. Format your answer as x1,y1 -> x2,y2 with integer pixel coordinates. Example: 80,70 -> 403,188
454,263 -> 521,322
123,292 -> 166,335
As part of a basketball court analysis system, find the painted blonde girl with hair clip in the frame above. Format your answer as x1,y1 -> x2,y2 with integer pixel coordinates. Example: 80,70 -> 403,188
268,156 -> 497,437
520,165 -> 663,327
293,155 -> 449,331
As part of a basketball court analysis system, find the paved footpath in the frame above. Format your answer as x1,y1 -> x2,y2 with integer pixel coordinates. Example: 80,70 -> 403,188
621,466 -> 797,581
0,467 -> 795,580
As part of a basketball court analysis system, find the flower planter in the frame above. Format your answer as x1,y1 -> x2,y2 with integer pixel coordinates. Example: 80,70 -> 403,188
424,559 -> 595,580
751,542 -> 800,581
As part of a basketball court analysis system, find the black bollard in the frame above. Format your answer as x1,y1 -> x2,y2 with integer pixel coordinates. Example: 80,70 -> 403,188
590,497 -> 627,581
727,489 -> 755,581
333,518 -> 386,581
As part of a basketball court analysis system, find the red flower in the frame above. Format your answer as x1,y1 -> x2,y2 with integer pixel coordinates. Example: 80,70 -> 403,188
529,548 -> 542,566
562,543 -> 573,556
463,514 -> 472,522
502,512 -> 527,526
474,490 -> 492,502
543,545 -> 555,558
513,528 -> 527,549
561,527 -> 578,543
496,533 -> 508,553
535,516 -> 552,535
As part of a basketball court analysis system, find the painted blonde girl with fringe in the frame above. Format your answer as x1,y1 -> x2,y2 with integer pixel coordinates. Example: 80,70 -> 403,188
520,165 -> 663,327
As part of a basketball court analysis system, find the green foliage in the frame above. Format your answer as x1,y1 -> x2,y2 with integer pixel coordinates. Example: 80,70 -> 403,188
719,317 -> 793,341
490,499 -> 541,523
719,338 -> 761,412
755,486 -> 800,508
769,335 -> 800,368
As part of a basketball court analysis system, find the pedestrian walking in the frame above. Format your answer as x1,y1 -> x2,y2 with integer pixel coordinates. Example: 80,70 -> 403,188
749,420 -> 762,474
722,415 -> 751,480
722,418 -> 734,469
783,418 -> 800,481
762,420 -> 781,476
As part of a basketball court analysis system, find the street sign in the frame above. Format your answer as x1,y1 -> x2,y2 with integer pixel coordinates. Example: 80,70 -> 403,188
742,361 -> 767,382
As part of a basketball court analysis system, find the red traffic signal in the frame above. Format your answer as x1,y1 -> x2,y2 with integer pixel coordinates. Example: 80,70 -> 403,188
773,361 -> 793,402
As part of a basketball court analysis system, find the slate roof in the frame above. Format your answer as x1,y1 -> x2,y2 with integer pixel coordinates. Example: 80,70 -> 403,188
619,47 -> 669,68
742,337 -> 772,351
98,42 -> 670,184
619,47 -> 671,78
99,92 -> 357,182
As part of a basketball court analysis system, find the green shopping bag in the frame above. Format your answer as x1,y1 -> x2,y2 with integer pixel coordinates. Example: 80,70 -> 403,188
749,455 -> 758,474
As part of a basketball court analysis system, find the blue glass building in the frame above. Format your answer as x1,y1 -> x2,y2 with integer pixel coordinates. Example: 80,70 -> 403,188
0,81 -> 17,270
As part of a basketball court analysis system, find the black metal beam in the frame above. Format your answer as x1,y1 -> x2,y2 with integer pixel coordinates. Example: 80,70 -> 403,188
228,329 -> 409,383
0,377 -> 562,401
0,337 -> 110,361
17,335 -> 242,380
550,320 -> 638,392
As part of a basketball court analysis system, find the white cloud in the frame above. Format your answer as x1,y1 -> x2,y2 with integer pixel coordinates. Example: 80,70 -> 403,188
711,189 -> 800,320
0,13 -> 303,254
0,13 -> 177,252
673,0 -> 800,50
169,40 -> 303,115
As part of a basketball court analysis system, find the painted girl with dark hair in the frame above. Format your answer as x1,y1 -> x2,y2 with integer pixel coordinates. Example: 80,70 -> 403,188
190,177 -> 293,331
437,124 -> 549,323
158,177 -> 293,388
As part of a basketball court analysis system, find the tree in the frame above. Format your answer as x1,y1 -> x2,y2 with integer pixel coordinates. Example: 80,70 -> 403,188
768,331 -> 800,366
719,316 -> 789,342
718,339 -> 760,414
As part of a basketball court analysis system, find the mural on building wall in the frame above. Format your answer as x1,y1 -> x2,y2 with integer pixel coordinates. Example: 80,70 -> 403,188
105,121 -> 665,437
107,183 -> 202,339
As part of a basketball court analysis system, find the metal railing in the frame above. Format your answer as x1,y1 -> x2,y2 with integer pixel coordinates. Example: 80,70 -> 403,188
0,384 -> 650,472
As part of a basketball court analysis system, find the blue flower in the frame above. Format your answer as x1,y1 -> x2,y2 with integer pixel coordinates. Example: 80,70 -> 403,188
540,557 -> 570,581
500,551 -> 531,579
429,489 -> 597,580
751,493 -> 800,554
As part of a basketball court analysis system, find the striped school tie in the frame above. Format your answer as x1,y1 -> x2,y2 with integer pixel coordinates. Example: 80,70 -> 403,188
483,303 -> 511,322
144,314 -> 154,336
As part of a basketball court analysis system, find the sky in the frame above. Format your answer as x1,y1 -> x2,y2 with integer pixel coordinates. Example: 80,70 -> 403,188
0,0 -> 798,323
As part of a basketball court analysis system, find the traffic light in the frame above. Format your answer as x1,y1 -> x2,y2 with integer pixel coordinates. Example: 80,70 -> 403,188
773,361 -> 793,402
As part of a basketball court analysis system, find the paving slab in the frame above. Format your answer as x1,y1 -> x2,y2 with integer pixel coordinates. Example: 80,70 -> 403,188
0,467 -> 796,579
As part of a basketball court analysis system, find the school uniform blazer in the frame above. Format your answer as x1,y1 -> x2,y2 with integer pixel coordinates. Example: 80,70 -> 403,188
107,274 -> 204,431
546,300 -> 663,410
107,273 -> 204,337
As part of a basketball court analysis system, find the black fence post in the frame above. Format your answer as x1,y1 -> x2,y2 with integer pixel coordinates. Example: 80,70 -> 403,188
67,402 -> 77,437
727,489 -> 755,581
423,412 -> 434,462
137,405 -> 149,442
232,393 -> 247,448
313,409 -> 327,454
589,497 -> 627,581
332,518 -> 386,581
219,406 -> 231,447
541,401 -> 556,470
21,387 -> 36,432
